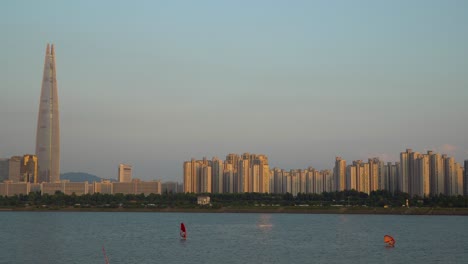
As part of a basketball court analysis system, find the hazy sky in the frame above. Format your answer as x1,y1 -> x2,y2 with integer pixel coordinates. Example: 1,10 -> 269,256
1,0 -> 467,181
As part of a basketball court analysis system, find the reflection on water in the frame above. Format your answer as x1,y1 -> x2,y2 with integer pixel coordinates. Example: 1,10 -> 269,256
257,214 -> 273,230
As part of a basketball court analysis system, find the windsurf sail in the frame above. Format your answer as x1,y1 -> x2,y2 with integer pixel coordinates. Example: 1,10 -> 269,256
384,235 -> 395,247
102,246 -> 110,264
180,223 -> 187,239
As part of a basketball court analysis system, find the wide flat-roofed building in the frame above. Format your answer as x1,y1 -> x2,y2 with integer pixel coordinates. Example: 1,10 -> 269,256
7,182 -> 29,195
0,182 -> 34,196
41,182 -> 65,195
135,180 -> 161,195
63,182 -> 88,195
112,182 -> 135,194
94,181 -> 113,194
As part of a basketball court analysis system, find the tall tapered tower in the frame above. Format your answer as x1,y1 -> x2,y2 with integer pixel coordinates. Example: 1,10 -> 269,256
35,43 -> 60,183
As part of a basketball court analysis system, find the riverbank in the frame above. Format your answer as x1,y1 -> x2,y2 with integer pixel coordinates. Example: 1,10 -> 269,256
3,206 -> 468,215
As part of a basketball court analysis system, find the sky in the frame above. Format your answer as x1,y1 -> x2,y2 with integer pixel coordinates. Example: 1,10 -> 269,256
1,0 -> 468,181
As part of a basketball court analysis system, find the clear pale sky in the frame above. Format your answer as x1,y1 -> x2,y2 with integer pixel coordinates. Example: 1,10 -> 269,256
1,0 -> 467,181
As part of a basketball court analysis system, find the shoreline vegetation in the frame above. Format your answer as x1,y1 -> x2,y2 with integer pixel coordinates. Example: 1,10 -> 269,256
1,190 -> 468,215
2,206 -> 468,215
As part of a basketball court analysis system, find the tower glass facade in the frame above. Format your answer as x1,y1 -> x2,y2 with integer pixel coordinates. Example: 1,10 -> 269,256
35,44 -> 60,183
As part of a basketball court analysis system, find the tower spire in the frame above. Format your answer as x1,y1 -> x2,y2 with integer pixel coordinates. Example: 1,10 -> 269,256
46,43 -> 50,55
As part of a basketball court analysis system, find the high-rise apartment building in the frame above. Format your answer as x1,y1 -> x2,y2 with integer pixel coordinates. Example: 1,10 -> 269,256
444,156 -> 455,195
323,170 -> 333,192
304,168 -> 313,193
464,160 -> 468,196
369,158 -> 380,192
415,154 -> 430,197
183,161 -> 192,193
0,159 -> 9,182
399,149 -> 411,193
256,154 -> 270,193
223,163 -> 234,193
356,162 -> 370,194
200,164 -> 212,193
211,157 -> 223,193
334,157 -> 346,191
409,150 -> 420,196
388,162 -> 399,194
352,160 -> 363,191
36,44 -> 60,183
8,156 -> 22,182
456,164 -> 464,195
429,152 -> 445,195
118,164 -> 132,182
272,167 -> 283,194
346,165 -> 357,190
238,157 -> 250,193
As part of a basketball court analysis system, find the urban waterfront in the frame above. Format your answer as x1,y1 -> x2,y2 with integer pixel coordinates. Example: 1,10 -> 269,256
0,212 -> 467,264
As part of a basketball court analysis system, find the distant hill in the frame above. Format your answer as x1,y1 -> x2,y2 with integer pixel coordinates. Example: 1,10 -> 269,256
61,172 -> 116,183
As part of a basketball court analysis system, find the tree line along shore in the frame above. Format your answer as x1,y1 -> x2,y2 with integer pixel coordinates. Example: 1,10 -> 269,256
1,190 -> 468,215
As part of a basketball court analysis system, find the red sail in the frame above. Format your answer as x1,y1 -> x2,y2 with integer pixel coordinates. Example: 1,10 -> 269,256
384,235 -> 395,246
180,223 -> 187,239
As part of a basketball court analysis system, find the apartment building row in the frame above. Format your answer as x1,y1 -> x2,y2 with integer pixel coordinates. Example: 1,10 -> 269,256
183,150 -> 468,197
334,149 -> 466,197
183,153 -> 270,193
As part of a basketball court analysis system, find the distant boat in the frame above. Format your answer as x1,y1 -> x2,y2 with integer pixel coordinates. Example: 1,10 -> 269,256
384,235 -> 395,247
180,223 -> 187,240
102,245 -> 110,264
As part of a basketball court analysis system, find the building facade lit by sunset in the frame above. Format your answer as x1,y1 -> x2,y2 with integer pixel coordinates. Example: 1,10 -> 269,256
182,149 -> 464,197
183,153 -> 271,194
118,164 -> 132,182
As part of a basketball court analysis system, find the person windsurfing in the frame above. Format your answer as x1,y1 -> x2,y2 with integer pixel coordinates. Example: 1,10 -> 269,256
384,235 -> 395,247
180,223 -> 187,240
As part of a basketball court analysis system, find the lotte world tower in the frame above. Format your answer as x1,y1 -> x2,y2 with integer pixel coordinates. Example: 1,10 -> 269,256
35,44 -> 60,183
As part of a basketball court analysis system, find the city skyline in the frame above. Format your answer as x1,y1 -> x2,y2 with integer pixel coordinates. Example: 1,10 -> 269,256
1,1 -> 468,181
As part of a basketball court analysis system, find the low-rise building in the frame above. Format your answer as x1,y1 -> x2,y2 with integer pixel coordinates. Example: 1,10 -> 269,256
197,195 -> 210,205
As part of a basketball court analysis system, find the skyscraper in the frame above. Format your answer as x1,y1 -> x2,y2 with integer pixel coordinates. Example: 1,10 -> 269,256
35,44 -> 60,183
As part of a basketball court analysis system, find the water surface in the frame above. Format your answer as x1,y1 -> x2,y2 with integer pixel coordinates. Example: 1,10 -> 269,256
0,212 -> 466,263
